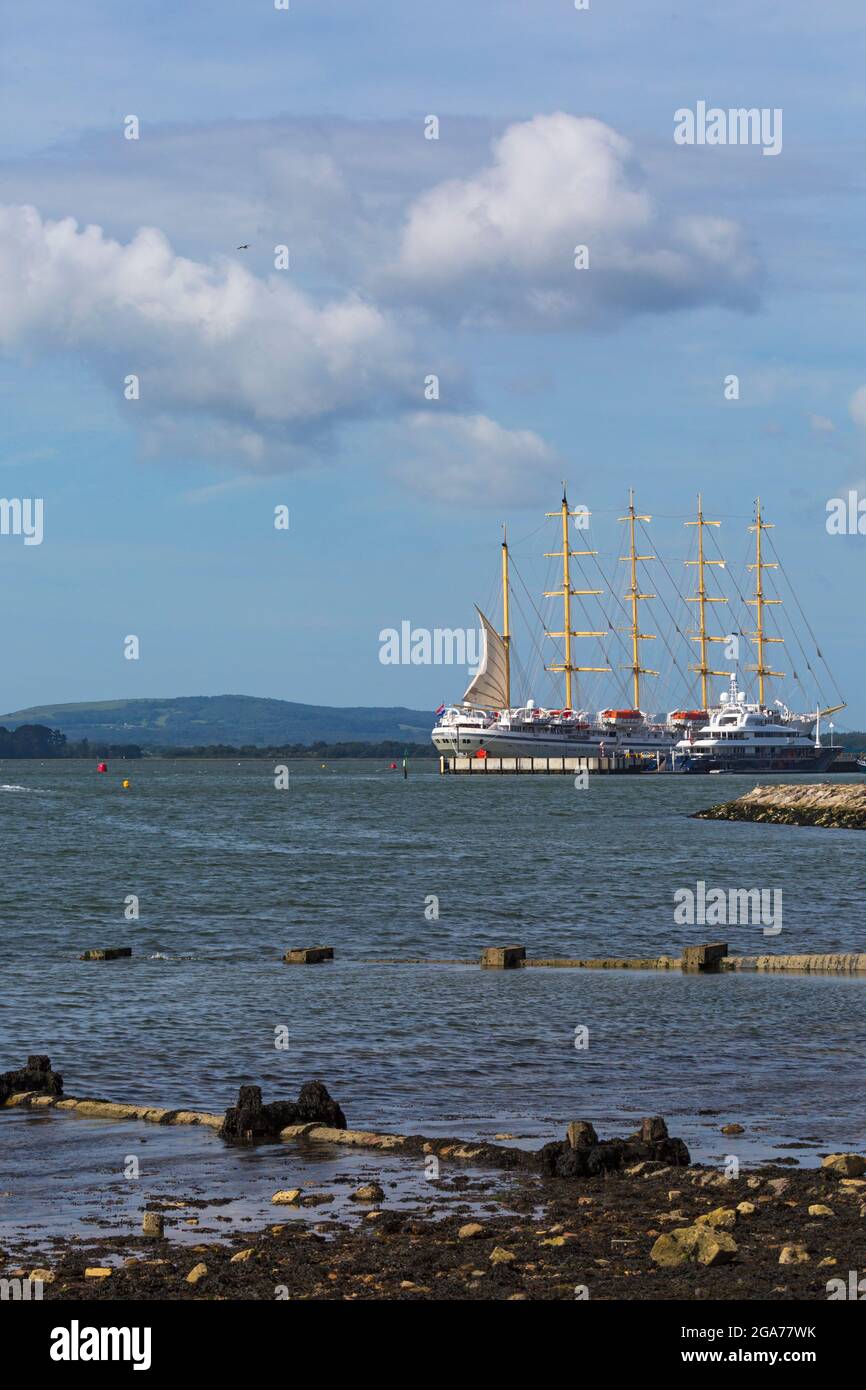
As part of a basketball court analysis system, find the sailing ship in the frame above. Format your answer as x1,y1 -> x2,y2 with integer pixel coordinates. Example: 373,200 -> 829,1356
431,493 -> 845,770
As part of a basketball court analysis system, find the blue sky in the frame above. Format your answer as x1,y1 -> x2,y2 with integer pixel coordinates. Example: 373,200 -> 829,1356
0,0 -> 863,722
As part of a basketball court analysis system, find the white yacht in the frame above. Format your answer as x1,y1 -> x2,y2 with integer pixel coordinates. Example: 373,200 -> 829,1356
675,675 -> 837,773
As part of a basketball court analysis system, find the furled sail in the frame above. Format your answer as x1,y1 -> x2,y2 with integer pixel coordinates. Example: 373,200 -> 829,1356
462,606 -> 509,708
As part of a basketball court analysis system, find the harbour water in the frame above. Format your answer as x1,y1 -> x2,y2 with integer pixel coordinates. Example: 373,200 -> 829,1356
1,759 -> 864,1241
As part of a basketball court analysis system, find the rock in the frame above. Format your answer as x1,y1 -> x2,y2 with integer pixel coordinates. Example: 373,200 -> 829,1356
696,1207 -> 737,1230
490,1246 -> 515,1264
819,1257 -> 838,1267
186,1262 -> 208,1284
458,1223 -> 484,1240
566,1121 -> 598,1148
651,1225 -> 737,1269
779,1243 -> 809,1265
79,948 -> 132,961
28,1268 -> 55,1284
538,1116 -> 688,1180
282,946 -> 334,964
85,1267 -> 112,1279
721,1123 -> 745,1135
821,1153 -> 866,1178
229,1248 -> 255,1264
142,1212 -> 164,1237
272,1189 -> 302,1205
220,1080 -> 346,1139
736,1202 -> 756,1215
353,1183 -> 385,1203
640,1116 -> 669,1143
480,945 -> 526,969
0,1055 -> 63,1108
807,1204 -> 833,1217
766,1178 -> 791,1197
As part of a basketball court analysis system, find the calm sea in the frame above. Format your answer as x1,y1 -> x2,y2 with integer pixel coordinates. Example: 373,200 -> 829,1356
1,759 -> 864,1237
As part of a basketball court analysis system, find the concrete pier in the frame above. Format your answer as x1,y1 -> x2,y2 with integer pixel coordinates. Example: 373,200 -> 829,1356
439,753 -> 657,775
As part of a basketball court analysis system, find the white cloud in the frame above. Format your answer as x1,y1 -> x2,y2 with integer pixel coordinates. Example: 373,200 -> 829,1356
849,386 -> 866,431
390,412 -> 561,505
391,113 -> 761,328
809,413 -> 835,433
0,203 -> 418,467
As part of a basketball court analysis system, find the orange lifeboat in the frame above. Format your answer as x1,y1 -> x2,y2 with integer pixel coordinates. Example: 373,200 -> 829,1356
670,710 -> 707,722
600,709 -> 642,721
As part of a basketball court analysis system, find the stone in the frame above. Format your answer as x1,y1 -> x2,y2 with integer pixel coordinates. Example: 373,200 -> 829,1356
807,1204 -> 833,1217
681,943 -> 728,973
142,1212 -> 164,1237
28,1268 -> 55,1284
766,1177 -> 791,1197
480,945 -> 526,969
736,1202 -> 756,1215
85,1267 -> 112,1278
650,1225 -> 737,1268
721,1123 -> 745,1135
220,1080 -> 346,1139
696,1207 -> 737,1230
229,1248 -> 255,1264
490,1246 -> 515,1264
0,1055 -> 63,1108
282,946 -> 334,964
566,1121 -> 598,1149
353,1183 -> 385,1202
640,1116 -> 669,1143
821,1153 -> 866,1178
779,1243 -> 809,1265
458,1222 -> 484,1239
79,948 -> 132,961
272,1189 -> 302,1205
186,1262 -> 208,1284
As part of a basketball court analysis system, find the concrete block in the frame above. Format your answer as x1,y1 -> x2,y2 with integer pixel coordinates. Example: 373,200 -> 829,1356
480,945 -> 526,969
681,943 -> 728,973
282,946 -> 334,964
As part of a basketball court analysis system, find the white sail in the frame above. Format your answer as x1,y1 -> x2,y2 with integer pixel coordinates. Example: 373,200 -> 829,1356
462,606 -> 508,708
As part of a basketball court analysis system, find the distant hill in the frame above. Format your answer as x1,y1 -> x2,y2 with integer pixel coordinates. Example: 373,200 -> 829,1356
0,696 -> 436,749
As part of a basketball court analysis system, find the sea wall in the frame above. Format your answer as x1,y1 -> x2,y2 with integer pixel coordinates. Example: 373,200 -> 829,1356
694,782 -> 866,830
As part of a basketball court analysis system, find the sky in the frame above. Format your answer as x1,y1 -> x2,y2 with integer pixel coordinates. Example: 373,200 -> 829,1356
0,0 -> 863,722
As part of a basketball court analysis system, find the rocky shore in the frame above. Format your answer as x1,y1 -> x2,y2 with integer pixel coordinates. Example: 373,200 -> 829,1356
4,1060 -> 864,1301
695,782 -> 866,830
7,1156 -> 865,1302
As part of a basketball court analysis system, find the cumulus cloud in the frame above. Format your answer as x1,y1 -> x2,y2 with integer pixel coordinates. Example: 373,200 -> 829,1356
390,113 -> 762,328
0,203 -> 418,467
390,412 -> 561,505
809,413 -> 835,432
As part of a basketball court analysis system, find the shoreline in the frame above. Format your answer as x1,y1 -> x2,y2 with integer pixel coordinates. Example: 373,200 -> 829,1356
7,1160 -> 864,1302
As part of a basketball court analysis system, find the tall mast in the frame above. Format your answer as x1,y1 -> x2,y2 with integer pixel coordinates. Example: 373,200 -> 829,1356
501,525 -> 511,709
747,497 -> 784,704
684,493 -> 728,708
544,488 -> 609,709
618,489 -> 658,709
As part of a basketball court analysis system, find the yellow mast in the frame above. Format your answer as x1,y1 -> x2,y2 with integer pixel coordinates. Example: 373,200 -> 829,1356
747,497 -> 784,705
544,488 -> 609,709
618,490 -> 658,709
684,493 -> 728,708
501,526 -> 511,709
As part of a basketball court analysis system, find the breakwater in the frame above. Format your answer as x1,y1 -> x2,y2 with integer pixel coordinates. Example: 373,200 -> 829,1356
695,782 -> 866,830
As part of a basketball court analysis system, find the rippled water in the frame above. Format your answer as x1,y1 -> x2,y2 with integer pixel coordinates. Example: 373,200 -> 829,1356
1,760 -> 864,1200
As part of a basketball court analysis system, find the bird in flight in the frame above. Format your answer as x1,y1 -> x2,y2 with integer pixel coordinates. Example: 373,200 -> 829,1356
236,244 -> 250,250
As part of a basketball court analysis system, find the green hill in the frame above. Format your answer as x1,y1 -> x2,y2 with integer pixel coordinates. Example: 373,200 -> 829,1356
0,696 -> 436,749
